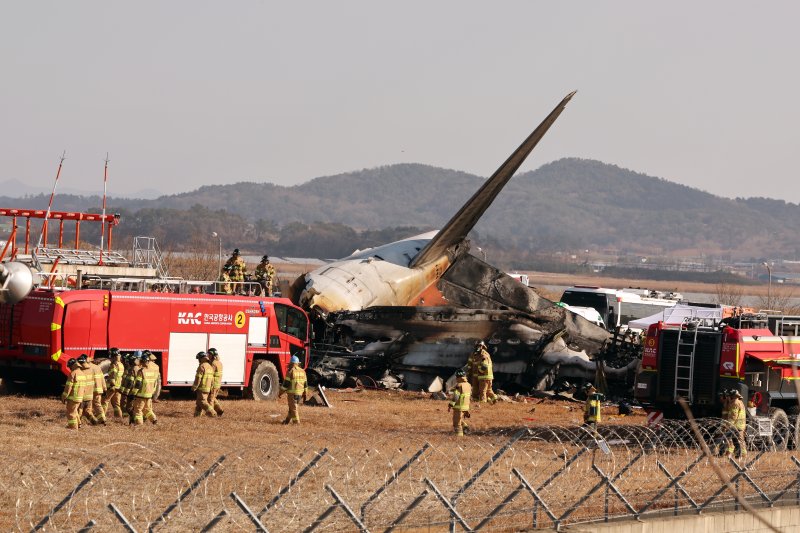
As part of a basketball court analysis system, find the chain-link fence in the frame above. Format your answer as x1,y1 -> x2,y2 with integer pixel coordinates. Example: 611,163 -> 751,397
6,421 -> 800,532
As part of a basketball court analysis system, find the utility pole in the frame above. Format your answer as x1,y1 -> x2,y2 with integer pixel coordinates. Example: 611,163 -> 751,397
762,261 -> 772,310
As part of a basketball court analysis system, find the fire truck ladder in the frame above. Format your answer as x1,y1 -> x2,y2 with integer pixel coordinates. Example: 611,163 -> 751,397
673,319 -> 700,403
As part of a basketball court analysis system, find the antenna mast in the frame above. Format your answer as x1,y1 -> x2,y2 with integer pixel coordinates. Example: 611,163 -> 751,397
99,153 -> 109,265
34,151 -> 66,264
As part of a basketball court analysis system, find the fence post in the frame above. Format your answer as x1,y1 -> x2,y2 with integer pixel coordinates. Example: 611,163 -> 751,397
200,510 -> 229,533
231,492 -> 269,533
30,463 -> 105,533
148,455 -> 226,532
77,520 -> 96,533
258,448 -> 328,519
108,503 -> 138,533
360,443 -> 429,521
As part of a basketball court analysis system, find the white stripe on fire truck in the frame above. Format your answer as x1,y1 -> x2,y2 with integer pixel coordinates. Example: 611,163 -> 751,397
111,294 -> 275,305
19,342 -> 50,347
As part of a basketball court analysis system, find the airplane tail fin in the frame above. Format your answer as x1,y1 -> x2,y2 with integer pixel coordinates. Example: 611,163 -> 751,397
409,91 -> 576,268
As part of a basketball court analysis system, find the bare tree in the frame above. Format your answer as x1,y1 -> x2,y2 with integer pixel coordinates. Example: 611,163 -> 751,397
714,282 -> 745,307
755,284 -> 800,314
161,236 -> 219,281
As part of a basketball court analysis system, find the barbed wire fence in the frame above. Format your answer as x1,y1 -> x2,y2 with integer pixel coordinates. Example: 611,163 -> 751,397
6,420 -> 800,532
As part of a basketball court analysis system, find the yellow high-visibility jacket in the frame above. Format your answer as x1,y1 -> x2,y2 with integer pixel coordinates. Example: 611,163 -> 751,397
211,359 -> 223,390
476,353 -> 493,381
450,381 -> 472,411
135,362 -> 160,399
193,361 -> 214,393
62,367 -> 88,402
107,360 -> 124,390
282,366 -> 307,395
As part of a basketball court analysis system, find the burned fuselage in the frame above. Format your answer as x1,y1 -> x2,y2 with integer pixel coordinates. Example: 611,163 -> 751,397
310,254 -> 637,393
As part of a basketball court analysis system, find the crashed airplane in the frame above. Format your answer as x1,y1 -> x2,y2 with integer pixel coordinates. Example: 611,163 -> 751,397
290,92 -> 639,393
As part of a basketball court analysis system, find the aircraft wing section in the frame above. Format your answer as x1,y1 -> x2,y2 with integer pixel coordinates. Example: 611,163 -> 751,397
409,91 -> 576,268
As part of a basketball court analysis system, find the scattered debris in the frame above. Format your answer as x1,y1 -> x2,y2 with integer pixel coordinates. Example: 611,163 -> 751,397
426,376 -> 444,393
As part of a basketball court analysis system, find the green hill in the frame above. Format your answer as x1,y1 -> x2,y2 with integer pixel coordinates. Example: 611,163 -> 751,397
2,158 -> 797,260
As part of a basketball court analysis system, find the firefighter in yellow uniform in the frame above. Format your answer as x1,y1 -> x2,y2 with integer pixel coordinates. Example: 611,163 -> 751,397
87,355 -> 107,425
726,389 -> 747,459
192,351 -> 217,417
103,348 -> 125,418
77,355 -> 98,426
255,256 -> 277,296
225,249 -> 247,294
476,347 -> 497,403
131,351 -> 159,425
217,265 -> 233,295
123,353 -> 141,417
466,341 -> 488,400
279,356 -> 307,424
583,383 -> 602,437
448,370 -> 472,437
207,347 -> 224,416
125,353 -> 142,424
61,358 -> 87,429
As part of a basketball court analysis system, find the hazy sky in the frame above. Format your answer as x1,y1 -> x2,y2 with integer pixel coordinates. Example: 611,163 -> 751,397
2,2 -> 799,202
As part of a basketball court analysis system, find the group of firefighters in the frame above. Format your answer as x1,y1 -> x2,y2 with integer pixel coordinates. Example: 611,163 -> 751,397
217,249 -> 276,296
59,341 -> 752,451
61,348 -> 159,428
57,341 -> 750,451
449,340 -> 605,437
61,346 -> 309,428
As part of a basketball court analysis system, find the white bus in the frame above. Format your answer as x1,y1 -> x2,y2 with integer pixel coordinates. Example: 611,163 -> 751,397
560,286 -> 682,330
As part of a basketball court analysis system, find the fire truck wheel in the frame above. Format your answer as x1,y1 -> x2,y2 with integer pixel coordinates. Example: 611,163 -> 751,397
248,360 -> 279,401
769,407 -> 790,451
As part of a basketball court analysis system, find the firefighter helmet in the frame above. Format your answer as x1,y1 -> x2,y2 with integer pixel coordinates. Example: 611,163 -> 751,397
233,248 -> 240,255
731,389 -> 743,399
196,351 -> 208,360
207,347 -> 218,358
456,369 -> 466,377
583,382 -> 595,391
475,340 -> 486,348
67,358 -> 77,367
262,255 -> 269,262
109,347 -> 120,357
290,355 -> 300,364
77,354 -> 88,363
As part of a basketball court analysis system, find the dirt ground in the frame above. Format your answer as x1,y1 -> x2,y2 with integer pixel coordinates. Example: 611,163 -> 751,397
3,390 -> 798,532
0,388 -> 647,532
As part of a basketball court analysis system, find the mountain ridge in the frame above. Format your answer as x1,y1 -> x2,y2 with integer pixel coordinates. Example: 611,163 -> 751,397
0,158 -> 797,259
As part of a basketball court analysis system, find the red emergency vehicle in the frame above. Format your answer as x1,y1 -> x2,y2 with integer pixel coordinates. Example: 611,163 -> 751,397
0,287 -> 310,400
635,313 -> 800,448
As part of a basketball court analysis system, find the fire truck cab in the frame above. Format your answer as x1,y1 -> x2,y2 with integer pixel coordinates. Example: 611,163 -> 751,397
0,288 -> 310,400
635,313 -> 800,448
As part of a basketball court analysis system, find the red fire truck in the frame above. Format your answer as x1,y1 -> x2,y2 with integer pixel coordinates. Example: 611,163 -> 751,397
635,313 -> 800,448
0,287 -> 310,400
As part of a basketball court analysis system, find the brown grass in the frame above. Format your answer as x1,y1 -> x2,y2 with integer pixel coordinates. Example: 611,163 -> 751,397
0,391 -> 795,532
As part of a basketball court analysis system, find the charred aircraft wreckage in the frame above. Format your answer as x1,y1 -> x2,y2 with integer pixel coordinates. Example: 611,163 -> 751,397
288,92 -> 641,394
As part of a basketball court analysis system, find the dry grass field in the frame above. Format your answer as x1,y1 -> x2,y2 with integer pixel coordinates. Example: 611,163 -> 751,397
3,388 -> 798,532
